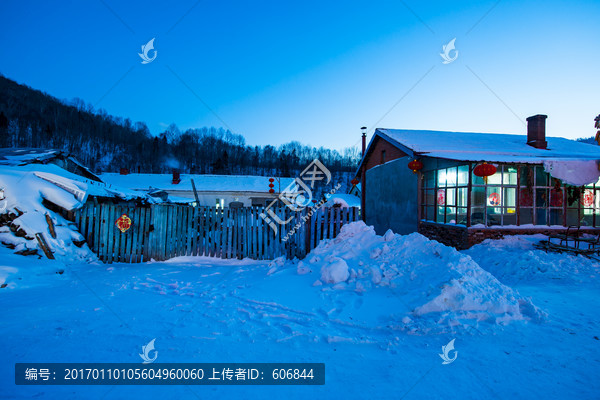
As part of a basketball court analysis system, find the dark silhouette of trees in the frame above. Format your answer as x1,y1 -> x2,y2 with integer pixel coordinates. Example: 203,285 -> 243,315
0,75 -> 360,185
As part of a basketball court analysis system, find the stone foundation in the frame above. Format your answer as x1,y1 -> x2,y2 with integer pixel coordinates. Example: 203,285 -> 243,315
418,221 -> 599,249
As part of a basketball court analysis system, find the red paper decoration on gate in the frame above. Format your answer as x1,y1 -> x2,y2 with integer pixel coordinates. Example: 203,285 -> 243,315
116,214 -> 132,233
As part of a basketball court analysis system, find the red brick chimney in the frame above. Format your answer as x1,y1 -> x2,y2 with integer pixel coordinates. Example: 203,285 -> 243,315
119,168 -> 129,175
526,114 -> 548,149
172,169 -> 181,184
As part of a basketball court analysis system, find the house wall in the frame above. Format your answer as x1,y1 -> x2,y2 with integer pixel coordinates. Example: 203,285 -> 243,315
164,190 -> 277,207
366,157 -> 419,235
365,137 -> 408,171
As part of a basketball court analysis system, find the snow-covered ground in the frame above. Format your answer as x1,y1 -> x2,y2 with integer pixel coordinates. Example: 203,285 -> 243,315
1,222 -> 599,399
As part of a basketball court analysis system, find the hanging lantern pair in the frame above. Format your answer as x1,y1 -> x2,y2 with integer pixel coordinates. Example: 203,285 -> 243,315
473,162 -> 497,183
350,178 -> 360,186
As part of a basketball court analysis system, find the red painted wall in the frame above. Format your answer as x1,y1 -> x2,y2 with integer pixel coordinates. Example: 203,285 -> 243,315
364,137 -> 407,172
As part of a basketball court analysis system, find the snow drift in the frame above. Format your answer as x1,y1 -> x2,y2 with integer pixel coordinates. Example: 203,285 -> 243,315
298,222 -> 545,333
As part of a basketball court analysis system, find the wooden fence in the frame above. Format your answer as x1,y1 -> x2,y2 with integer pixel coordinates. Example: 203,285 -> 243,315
75,203 -> 360,263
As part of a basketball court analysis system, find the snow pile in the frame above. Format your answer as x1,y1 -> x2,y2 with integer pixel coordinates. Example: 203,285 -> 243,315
0,164 -> 99,265
464,235 -> 600,284
299,222 -> 544,332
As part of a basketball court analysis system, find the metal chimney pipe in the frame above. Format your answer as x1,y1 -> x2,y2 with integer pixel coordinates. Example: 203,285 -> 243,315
360,126 -> 367,222
361,126 -> 367,156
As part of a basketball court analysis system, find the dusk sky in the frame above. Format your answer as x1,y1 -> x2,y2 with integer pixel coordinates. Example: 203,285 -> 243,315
1,0 -> 598,150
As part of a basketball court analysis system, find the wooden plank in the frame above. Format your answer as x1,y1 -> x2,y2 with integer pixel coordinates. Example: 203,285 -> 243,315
114,206 -> 124,263
167,205 -> 175,260
237,207 -> 243,259
238,207 -> 244,259
263,208 -> 269,260
120,206 -> 129,263
35,232 -> 55,259
206,207 -> 213,257
104,204 -> 113,264
185,206 -> 193,256
125,207 -> 135,263
134,207 -> 143,263
127,206 -> 136,263
158,205 -> 166,261
231,208 -> 237,259
198,207 -> 206,256
168,205 -> 176,260
154,205 -> 163,261
168,205 -> 176,259
130,207 -> 138,263
198,207 -> 205,256
146,206 -> 154,261
88,204 -> 94,247
216,207 -> 222,258
177,205 -> 186,257
213,207 -> 220,258
255,207 -> 261,259
177,205 -> 183,258
92,204 -> 100,254
256,207 -> 261,259
226,208 -> 232,259
217,208 -> 224,258
96,204 -> 105,262
188,206 -> 195,257
132,206 -> 142,262
141,207 -> 149,262
245,207 -> 251,259
181,205 -> 189,257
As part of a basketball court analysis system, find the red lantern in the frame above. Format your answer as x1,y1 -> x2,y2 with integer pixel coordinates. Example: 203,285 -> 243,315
408,159 -> 423,173
350,178 -> 360,186
269,178 -> 275,183
269,189 -> 275,193
268,183 -> 274,188
473,162 -> 497,183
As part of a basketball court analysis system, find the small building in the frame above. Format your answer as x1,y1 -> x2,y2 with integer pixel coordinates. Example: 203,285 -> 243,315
100,171 -> 296,208
356,115 -> 600,248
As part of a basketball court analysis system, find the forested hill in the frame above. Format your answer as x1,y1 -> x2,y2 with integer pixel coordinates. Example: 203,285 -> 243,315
0,75 -> 360,178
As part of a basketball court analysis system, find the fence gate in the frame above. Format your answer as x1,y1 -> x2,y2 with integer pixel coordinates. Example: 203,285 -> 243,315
75,203 -> 360,264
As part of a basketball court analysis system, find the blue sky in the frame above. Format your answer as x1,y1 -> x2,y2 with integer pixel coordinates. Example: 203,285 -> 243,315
1,0 -> 599,150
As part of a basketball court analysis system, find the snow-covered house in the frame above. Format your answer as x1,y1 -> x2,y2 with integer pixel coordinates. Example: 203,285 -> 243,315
100,172 -> 296,208
0,148 -> 102,182
356,114 -> 600,248
0,150 -> 152,218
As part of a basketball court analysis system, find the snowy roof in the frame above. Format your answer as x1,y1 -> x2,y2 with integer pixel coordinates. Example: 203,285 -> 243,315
0,164 -> 151,212
100,173 -> 296,193
376,129 -> 600,163
365,129 -> 600,185
324,194 -> 361,208
0,148 -> 63,166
